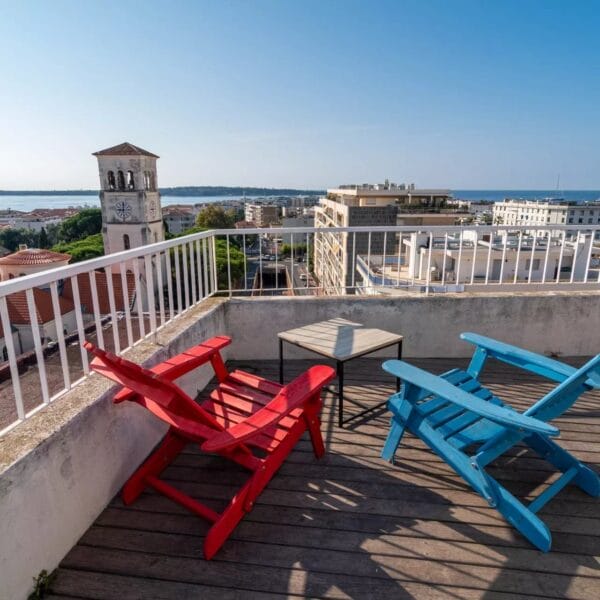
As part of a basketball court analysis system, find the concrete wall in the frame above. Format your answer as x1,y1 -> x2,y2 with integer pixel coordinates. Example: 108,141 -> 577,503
224,292 -> 600,360
0,298 -> 227,600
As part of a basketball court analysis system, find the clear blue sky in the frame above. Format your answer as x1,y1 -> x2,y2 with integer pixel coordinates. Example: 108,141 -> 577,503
0,0 -> 599,190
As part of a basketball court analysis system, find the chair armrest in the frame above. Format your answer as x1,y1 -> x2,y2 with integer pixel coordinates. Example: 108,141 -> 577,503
382,359 -> 559,437
460,332 -> 576,383
112,336 -> 232,403
202,365 -> 335,452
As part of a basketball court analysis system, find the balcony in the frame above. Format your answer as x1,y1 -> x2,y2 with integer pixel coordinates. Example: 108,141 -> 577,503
1,225 -> 600,598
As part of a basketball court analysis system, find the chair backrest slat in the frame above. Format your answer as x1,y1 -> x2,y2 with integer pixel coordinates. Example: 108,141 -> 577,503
85,342 -> 223,432
525,354 -> 600,422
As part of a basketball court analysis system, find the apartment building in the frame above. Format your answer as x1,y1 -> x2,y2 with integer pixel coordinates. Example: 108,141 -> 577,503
162,205 -> 196,235
244,203 -> 280,227
313,182 -> 451,293
493,199 -> 600,228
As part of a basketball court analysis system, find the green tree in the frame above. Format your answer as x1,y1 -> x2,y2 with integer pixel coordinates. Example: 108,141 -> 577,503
0,228 -> 39,251
58,208 -> 102,243
195,205 -> 236,229
52,233 -> 104,263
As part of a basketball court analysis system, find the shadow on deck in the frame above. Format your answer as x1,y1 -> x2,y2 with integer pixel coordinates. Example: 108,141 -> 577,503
48,358 -> 600,599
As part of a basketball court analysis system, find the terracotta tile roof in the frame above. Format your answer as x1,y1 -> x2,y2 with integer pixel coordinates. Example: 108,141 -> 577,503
5,288 -> 75,325
93,142 -> 159,159
0,248 -> 71,266
62,271 -> 136,314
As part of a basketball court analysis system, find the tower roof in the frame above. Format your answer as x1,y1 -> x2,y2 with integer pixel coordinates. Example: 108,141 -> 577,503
93,142 -> 159,158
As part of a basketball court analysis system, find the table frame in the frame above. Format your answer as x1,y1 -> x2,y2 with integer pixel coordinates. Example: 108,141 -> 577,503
279,336 -> 402,427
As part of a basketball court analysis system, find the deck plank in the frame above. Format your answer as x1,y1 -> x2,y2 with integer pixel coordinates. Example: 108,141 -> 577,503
49,358 -> 600,599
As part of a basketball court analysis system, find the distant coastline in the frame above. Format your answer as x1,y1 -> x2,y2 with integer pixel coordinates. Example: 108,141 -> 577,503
2,188 -> 600,213
0,186 -> 325,197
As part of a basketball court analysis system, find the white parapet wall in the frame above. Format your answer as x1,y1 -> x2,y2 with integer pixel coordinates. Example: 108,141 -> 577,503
0,298 -> 227,600
224,291 -> 600,360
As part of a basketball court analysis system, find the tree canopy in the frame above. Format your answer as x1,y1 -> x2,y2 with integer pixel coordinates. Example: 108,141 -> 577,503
52,233 -> 104,263
195,205 -> 237,229
58,208 -> 102,243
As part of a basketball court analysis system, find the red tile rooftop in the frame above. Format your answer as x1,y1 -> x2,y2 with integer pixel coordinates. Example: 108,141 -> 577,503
0,248 -> 71,266
62,271 -> 136,314
6,287 -> 75,325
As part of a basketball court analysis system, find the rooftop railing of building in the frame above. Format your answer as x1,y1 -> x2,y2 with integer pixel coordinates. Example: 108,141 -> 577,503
0,223 -> 599,436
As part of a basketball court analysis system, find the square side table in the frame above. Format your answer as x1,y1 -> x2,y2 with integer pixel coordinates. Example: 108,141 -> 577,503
278,318 -> 403,427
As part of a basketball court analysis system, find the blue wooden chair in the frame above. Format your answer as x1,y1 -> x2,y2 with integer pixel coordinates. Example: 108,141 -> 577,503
381,332 -> 600,551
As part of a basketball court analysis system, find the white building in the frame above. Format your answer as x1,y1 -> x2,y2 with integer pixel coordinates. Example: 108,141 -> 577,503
163,206 -> 196,235
281,214 -> 314,244
404,231 -> 587,285
4,288 -> 77,354
314,182 -> 451,293
244,203 -> 280,227
493,199 -> 600,228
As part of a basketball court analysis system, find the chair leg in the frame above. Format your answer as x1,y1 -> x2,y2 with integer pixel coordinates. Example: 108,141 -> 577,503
122,430 -> 186,505
305,400 -> 325,458
488,477 -> 553,552
204,418 -> 309,559
524,433 -> 600,497
381,418 -> 407,463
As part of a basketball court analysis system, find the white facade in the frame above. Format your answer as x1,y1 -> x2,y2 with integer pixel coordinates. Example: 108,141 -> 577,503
281,215 -> 314,244
244,203 -> 279,227
162,207 -> 196,235
493,199 -> 600,228
405,232 -> 587,284
0,329 -> 21,361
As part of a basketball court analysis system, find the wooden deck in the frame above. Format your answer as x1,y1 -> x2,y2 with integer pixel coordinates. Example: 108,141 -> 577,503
48,358 -> 600,599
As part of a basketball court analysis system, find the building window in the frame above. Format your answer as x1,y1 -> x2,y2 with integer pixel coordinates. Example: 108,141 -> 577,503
117,170 -> 125,190
525,259 -> 541,271
123,234 -> 130,250
126,170 -> 135,190
107,170 -> 116,190
2,346 -> 7,362
568,218 -> 573,224
588,218 -> 593,224
578,218 -> 583,224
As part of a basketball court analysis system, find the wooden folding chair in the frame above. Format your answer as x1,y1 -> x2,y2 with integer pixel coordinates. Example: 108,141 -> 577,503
85,336 -> 334,559
381,332 -> 600,551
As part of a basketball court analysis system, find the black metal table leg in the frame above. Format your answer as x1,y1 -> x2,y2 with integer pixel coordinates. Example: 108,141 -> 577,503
279,338 -> 284,384
337,360 -> 344,428
396,339 -> 403,392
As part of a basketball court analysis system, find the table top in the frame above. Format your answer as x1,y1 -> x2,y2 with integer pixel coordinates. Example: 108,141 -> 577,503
278,318 -> 403,361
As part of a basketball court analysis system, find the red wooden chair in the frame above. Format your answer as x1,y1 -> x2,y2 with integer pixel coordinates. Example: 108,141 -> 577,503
84,336 -> 335,559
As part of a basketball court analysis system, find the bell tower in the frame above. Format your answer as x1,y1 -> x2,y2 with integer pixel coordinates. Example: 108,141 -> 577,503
93,142 -> 164,255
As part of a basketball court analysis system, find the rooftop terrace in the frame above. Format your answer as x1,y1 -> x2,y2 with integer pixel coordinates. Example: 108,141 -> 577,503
1,224 -> 600,598
47,357 -> 600,599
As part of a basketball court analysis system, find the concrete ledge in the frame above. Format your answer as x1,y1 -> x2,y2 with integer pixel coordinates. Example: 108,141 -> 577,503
0,297 -> 228,600
225,291 -> 600,360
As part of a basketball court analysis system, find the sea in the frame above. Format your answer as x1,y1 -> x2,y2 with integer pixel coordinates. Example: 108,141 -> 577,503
1,190 -> 600,213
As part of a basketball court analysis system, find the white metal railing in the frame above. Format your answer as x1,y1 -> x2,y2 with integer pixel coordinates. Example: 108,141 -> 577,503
0,223 -> 599,436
